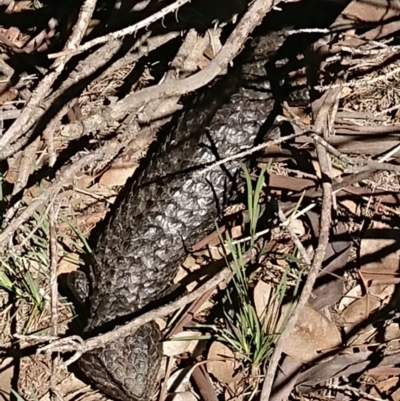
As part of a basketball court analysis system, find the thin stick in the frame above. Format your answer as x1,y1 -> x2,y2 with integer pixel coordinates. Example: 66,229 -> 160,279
379,142 -> 400,162
325,384 -> 384,401
39,266 -> 231,357
1,33 -> 179,162
194,131 -> 304,177
48,0 -> 192,59
0,0 -> 97,158
316,64 -> 400,91
49,204 -> 60,401
12,136 -> 40,196
38,243 -> 261,358
110,0 -> 283,119
0,132 -> 132,249
277,207 -> 311,266
260,90 -> 334,401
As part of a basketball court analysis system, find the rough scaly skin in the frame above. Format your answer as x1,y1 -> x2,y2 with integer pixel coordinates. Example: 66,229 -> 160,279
77,31 -> 287,401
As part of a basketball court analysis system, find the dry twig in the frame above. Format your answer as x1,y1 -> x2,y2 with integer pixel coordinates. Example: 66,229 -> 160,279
111,0 -> 283,120
195,131 -> 303,177
40,267 -> 232,358
260,89 -> 334,401
0,131 -> 134,249
316,64 -> 400,91
49,204 -> 60,401
0,0 -> 97,160
325,384 -> 384,401
278,208 -> 312,265
11,136 -> 41,196
37,242 -> 262,361
48,0 -> 192,59
3,32 -> 181,162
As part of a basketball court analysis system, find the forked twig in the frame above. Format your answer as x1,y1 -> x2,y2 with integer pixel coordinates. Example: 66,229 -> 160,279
110,0 -> 283,119
48,0 -> 192,59
0,0 -> 97,159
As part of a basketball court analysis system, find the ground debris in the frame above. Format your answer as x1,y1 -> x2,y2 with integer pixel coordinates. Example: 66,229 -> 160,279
2,0 -> 400,400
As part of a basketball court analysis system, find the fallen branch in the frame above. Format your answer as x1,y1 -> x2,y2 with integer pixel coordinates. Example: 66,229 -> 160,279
37,242 -> 260,360
0,0 -> 97,159
260,86 -> 335,401
110,0 -> 283,120
48,0 -> 192,59
195,131 -> 303,177
0,130 -> 135,249
49,204 -> 60,401
0,31 -> 179,163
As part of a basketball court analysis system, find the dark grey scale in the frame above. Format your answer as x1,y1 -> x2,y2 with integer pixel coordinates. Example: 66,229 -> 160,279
70,26 -> 303,401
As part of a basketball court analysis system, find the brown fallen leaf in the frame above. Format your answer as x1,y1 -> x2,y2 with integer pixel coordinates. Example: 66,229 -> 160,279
298,349 -> 400,393
206,341 -> 243,384
253,279 -> 272,320
359,221 -> 400,274
271,354 -> 303,401
338,285 -> 363,312
354,221 -> 400,334
163,331 -> 202,357
307,212 -> 350,310
99,164 -> 138,187
374,377 -> 399,395
0,358 -> 13,399
340,199 -> 359,216
296,351 -> 373,392
341,294 -> 381,333
75,173 -> 95,190
0,86 -> 18,106
38,373 -> 90,401
280,304 -> 342,364
342,285 -> 396,345
384,322 -> 400,342
166,392 -> 198,401
57,254 -> 81,275
331,0 -> 400,27
392,387 -> 400,401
